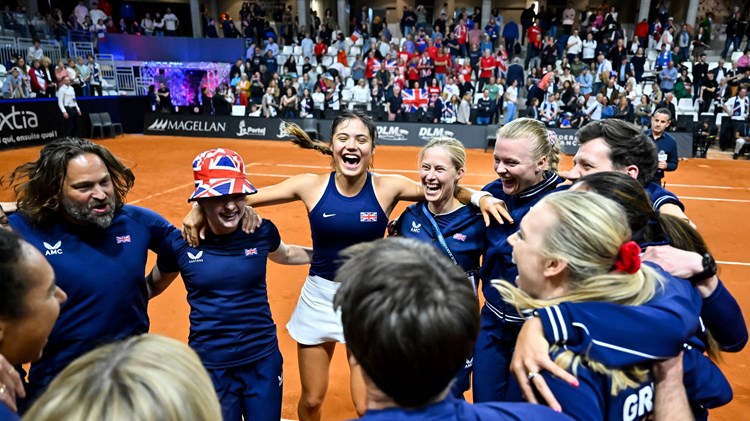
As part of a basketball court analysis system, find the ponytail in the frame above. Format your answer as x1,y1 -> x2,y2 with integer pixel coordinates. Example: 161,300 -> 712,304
284,122 -> 333,156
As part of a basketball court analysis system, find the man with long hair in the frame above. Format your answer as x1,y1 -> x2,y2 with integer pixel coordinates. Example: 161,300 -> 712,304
1,137 -> 179,412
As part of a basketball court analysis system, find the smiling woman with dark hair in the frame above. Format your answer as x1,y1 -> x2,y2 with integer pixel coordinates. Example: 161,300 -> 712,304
0,229 -> 66,418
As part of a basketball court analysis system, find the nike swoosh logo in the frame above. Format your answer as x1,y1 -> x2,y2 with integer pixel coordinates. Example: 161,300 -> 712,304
323,213 -> 336,218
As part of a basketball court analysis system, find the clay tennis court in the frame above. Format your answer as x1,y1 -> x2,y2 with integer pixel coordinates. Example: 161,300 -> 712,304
1,134 -> 748,420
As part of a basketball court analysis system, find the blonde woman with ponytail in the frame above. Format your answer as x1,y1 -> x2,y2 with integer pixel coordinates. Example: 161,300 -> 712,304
473,117 -> 566,403
181,110 -> 511,421
495,190 -> 684,420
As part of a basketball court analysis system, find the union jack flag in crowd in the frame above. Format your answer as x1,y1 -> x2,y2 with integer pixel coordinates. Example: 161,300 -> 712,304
385,59 -> 397,73
245,248 -> 258,256
402,88 -> 429,112
371,58 -> 381,72
116,235 -> 131,244
360,212 -> 378,222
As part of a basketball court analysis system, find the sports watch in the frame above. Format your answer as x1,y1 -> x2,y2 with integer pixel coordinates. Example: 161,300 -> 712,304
688,252 -> 717,283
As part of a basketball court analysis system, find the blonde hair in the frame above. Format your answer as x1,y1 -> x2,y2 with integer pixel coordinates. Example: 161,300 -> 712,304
23,335 -> 222,421
419,137 -> 466,172
496,118 -> 560,172
493,191 -> 664,395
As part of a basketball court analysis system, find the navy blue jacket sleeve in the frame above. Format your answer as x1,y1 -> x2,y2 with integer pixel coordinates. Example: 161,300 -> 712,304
665,137 -> 679,171
537,274 -> 701,366
702,280 -> 748,352
682,346 -> 733,409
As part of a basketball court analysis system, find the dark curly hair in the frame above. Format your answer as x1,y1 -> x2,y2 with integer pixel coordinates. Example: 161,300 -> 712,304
2,137 -> 135,227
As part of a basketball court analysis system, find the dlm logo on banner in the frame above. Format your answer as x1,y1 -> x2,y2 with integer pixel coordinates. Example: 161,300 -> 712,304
0,101 -> 65,151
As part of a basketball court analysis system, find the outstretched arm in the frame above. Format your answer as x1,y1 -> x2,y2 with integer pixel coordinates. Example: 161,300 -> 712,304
268,241 -> 313,265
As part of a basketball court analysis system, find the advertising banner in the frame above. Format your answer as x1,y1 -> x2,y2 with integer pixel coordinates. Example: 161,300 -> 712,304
0,100 -> 65,151
144,113 -> 492,149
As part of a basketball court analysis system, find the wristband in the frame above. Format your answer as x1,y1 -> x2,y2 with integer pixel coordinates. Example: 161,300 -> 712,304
471,191 -> 492,207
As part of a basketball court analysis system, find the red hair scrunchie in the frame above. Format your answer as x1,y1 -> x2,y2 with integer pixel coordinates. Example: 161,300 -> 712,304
612,241 -> 642,274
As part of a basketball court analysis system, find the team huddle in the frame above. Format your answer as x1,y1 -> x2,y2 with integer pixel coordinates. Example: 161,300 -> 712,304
0,110 -> 745,421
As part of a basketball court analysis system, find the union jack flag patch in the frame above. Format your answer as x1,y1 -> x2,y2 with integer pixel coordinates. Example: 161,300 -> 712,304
116,235 -> 131,243
452,233 -> 467,241
360,212 -> 378,222
245,248 -> 258,256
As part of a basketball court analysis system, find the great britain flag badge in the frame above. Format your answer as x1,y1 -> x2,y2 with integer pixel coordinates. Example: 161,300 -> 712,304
245,248 -> 258,256
360,212 -> 378,222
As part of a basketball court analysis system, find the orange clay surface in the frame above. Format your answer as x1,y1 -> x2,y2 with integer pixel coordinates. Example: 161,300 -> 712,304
1,135 -> 748,420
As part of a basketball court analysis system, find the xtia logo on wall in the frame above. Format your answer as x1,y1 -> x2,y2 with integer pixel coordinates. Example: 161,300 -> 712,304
0,106 -> 38,130
376,126 -> 409,141
237,120 -> 267,137
147,118 -> 226,132
418,127 -> 454,141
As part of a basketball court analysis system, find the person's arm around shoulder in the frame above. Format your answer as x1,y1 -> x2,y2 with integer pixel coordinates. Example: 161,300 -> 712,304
146,265 -> 179,299
653,352 -> 694,421
269,240 -> 313,265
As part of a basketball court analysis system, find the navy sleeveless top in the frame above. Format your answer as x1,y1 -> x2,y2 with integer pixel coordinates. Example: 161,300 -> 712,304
308,172 -> 388,280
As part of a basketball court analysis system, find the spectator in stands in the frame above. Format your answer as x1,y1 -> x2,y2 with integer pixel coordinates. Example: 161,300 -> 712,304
476,89 -> 493,125
3,67 -> 25,99
261,86 -> 278,117
157,82 -> 172,112
350,78 -> 371,111
694,119 -> 717,157
660,60 -> 678,93
503,78 -> 519,124
614,96 -> 634,122
89,1 -> 106,28
658,92 -> 677,122
542,94 -> 560,125
265,37 -> 279,56
141,12 -> 155,35
386,84 -> 404,121
163,8 -> 178,36
692,26 -> 709,59
561,2 -> 576,34
674,68 -> 692,100
280,87 -> 298,118
29,59 -> 48,98
75,56 -> 90,97
297,88 -> 313,118
457,91 -> 472,124
598,76 -> 619,104
582,32 -> 597,68
296,73 -> 312,98
592,52 -> 611,96
634,94 -> 653,127
147,84 -> 159,111
26,38 -> 43,63
74,1 -> 88,27
722,10 -> 744,59
85,55 -> 102,97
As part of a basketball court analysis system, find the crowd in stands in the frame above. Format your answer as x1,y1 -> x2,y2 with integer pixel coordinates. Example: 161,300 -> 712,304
184,1 -> 745,153
5,0 -> 750,158
2,45 -> 103,99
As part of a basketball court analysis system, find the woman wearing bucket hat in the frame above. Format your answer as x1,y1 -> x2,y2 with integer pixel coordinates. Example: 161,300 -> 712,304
148,148 -> 312,421
181,110 -> 512,421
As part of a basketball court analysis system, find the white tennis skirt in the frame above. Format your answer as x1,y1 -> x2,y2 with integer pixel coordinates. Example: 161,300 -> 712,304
287,275 -> 345,345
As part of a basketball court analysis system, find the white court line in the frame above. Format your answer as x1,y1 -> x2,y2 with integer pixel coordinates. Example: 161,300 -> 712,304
668,184 -> 750,191
247,162 -> 496,177
129,183 -> 192,204
679,196 -> 750,204
248,164 -> 750,192
718,261 -> 750,267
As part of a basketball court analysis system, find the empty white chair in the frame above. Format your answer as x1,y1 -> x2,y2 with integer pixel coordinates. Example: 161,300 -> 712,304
293,46 -> 302,55
350,46 -> 361,56
282,45 -> 293,55
678,98 -> 695,112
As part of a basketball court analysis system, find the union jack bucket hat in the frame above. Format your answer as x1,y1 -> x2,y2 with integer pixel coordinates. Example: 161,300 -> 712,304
188,148 -> 257,201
